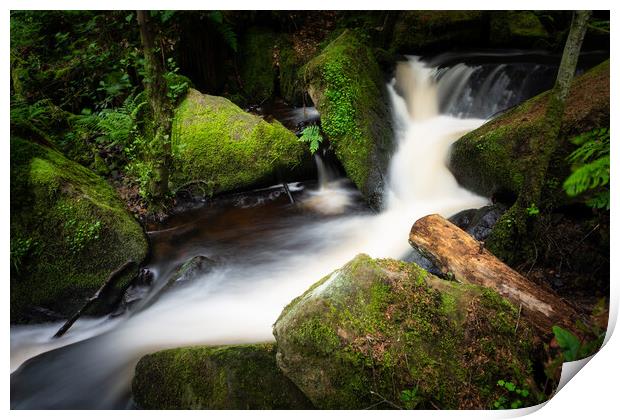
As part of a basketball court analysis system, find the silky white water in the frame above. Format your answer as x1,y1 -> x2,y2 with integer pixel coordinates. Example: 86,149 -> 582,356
11,56 -> 500,408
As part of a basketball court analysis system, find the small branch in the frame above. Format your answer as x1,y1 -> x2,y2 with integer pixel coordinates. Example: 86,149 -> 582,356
282,182 -> 295,204
52,260 -> 136,339
514,303 -> 523,335
369,390 -> 403,410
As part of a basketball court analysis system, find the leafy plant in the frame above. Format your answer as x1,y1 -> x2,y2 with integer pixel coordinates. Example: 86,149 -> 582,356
299,125 -> 324,154
552,325 -> 605,362
526,203 -> 540,216
493,380 -> 531,409
400,387 -> 423,409
563,128 -> 610,209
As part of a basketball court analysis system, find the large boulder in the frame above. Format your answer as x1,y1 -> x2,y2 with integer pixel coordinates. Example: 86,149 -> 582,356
449,60 -> 609,205
303,30 -> 393,209
489,11 -> 551,48
10,137 -> 148,322
132,343 -> 314,409
171,89 -> 310,195
273,254 -> 537,409
390,11 -> 485,53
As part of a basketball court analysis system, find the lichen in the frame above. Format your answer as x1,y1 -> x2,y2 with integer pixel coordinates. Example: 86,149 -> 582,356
273,254 -> 537,409
170,89 -> 310,195
132,343 -> 314,409
10,136 -> 148,322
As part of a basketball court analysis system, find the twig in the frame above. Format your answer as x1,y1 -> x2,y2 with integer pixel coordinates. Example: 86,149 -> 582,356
514,303 -> 523,334
281,182 -> 295,204
52,260 -> 136,338
369,391 -> 403,410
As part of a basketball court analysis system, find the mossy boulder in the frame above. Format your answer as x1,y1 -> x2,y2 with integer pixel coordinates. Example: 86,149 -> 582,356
273,254 -> 537,409
449,60 -> 610,204
10,137 -> 148,323
489,11 -> 551,48
132,343 -> 314,409
171,89 -> 310,195
303,30 -> 393,209
390,11 -> 485,53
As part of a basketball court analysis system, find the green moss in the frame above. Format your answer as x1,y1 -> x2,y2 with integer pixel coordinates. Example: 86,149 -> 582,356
274,254 -> 536,409
132,343 -> 314,409
171,89 -> 309,194
449,60 -> 610,204
489,11 -> 550,48
303,30 -> 393,209
10,136 -> 148,322
390,11 -> 485,53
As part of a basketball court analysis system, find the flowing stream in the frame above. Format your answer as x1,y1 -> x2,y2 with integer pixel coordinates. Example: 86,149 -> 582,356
10,53 -> 570,408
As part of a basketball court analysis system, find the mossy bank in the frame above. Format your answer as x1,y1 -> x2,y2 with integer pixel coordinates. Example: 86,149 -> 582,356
10,137 -> 148,323
449,60 -> 610,206
171,89 -> 311,196
273,254 -> 538,409
132,343 -> 314,409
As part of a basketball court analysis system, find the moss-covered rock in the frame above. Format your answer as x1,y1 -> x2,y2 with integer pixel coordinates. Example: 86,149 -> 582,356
171,89 -> 310,195
132,343 -> 314,409
390,11 -> 485,54
10,137 -> 148,323
489,11 -> 551,48
303,30 -> 393,209
273,254 -> 537,409
449,60 -> 610,204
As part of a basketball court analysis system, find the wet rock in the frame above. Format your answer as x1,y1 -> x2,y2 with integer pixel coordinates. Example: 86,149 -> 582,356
449,60 -> 610,206
449,204 -> 507,242
169,255 -> 216,286
132,343 -> 314,409
273,254 -> 537,409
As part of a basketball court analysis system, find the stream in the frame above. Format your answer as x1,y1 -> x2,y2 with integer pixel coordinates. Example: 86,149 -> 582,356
10,51 -> 603,409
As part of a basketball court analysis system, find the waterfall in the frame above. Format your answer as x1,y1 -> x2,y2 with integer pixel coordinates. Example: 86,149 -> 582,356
11,55 -> 554,408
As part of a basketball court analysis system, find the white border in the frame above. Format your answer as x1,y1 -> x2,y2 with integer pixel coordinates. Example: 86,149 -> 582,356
2,2 -> 617,419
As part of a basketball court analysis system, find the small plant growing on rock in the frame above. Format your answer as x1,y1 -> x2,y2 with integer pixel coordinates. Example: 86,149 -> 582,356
299,124 -> 323,154
492,379 -> 530,409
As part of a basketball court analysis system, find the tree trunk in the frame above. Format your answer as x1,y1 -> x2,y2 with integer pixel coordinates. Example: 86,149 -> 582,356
486,11 -> 592,263
137,10 -> 172,200
409,214 -> 579,337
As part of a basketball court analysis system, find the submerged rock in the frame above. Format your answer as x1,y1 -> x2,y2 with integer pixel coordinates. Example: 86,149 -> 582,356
171,89 -> 310,196
132,343 -> 314,409
303,30 -> 393,210
273,254 -> 537,409
10,137 -> 148,323
449,60 -> 610,205
449,204 -> 507,242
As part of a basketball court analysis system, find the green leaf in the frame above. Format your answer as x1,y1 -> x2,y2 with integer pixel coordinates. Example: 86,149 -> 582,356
553,326 -> 581,362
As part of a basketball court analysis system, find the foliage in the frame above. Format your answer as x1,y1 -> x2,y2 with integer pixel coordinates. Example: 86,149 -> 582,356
563,128 -> 610,209
400,387 -> 423,409
552,325 -> 605,362
525,203 -> 540,216
492,379 -> 531,409
298,125 -> 324,154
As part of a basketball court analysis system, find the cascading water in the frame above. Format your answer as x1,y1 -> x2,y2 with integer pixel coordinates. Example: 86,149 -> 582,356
10,54 -> 559,408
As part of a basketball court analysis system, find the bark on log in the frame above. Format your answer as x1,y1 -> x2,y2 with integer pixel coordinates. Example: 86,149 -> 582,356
409,214 -> 578,336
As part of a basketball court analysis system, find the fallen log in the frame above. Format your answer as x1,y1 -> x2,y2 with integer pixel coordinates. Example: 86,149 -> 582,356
52,260 -> 136,339
409,214 -> 578,337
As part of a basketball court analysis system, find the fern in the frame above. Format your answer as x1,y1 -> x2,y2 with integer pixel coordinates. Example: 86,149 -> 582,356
563,128 -> 610,210
299,125 -> 324,154
208,11 -> 237,52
